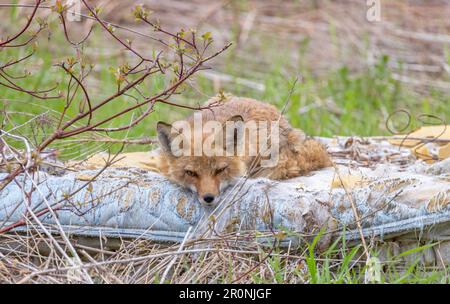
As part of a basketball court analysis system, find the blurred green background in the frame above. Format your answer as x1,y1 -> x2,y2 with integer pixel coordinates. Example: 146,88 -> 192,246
1,0 -> 449,158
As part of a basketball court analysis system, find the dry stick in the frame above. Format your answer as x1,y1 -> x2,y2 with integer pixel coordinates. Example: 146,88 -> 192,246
91,101 -> 156,133
14,182 -> 90,282
3,230 -> 373,283
0,73 -> 57,94
58,12 -> 94,46
0,26 -> 45,48
0,3 -> 173,50
2,139 -> 126,282
0,152 -> 123,234
160,226 -> 193,284
1,2 -> 231,160
0,0 -> 42,46
0,75 -> 60,100
80,0 -> 151,62
39,41 -> 231,147
7,1 -> 229,157
94,211 -> 166,264
18,248 -> 274,281
0,249 -> 38,274
231,199 -> 277,283
79,250 -> 123,284
0,130 -> 32,168
369,136 -> 450,143
59,63 -> 93,125
0,50 -> 35,69
59,136 -> 157,145
333,165 -> 370,260
0,139 -> 94,283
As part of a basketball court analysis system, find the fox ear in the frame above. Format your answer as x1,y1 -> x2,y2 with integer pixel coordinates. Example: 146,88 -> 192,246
222,115 -> 244,153
228,115 -> 244,123
156,121 -> 174,154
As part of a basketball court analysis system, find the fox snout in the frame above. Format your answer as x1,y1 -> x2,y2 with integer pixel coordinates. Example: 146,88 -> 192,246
201,193 -> 216,205
195,177 -> 221,206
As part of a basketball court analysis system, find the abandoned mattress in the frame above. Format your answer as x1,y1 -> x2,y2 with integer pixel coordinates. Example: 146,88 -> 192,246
0,137 -> 449,249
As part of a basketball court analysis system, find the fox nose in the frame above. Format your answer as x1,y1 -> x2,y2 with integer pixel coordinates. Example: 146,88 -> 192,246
202,194 -> 215,204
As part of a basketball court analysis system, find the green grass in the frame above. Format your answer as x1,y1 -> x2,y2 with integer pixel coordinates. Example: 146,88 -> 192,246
241,232 -> 450,284
2,13 -> 449,147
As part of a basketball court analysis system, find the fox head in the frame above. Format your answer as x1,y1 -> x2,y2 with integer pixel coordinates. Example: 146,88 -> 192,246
156,116 -> 246,206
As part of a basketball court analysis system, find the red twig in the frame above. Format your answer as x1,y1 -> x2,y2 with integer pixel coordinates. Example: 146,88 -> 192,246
0,0 -> 42,47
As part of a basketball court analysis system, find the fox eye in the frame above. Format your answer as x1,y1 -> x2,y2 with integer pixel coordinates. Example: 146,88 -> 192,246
214,166 -> 228,175
185,170 -> 198,177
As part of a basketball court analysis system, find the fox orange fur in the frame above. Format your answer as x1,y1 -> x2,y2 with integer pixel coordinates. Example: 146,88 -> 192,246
156,95 -> 331,206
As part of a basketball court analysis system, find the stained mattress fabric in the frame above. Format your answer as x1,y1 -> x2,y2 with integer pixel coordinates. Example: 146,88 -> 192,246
0,139 -> 449,250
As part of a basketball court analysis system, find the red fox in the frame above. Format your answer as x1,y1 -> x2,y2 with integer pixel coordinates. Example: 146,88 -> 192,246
157,95 -> 332,206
